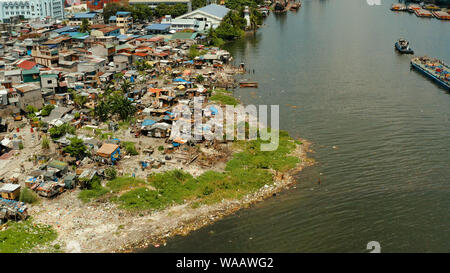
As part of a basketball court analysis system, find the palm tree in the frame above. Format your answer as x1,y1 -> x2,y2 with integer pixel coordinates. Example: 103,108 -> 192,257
80,18 -> 91,34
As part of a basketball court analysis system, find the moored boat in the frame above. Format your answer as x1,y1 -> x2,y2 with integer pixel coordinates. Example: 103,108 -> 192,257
432,10 -> 450,20
423,4 -> 440,11
411,56 -> 450,91
391,3 -> 407,11
290,1 -> 301,10
395,39 -> 414,54
407,4 -> 421,13
414,8 -> 433,17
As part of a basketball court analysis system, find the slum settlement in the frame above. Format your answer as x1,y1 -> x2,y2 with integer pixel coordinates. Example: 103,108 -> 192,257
0,3 -> 309,253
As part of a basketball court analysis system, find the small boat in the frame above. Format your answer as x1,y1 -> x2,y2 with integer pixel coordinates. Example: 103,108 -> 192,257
239,81 -> 258,88
290,2 -> 301,10
395,39 -> 414,54
415,8 -> 433,17
423,4 -> 440,11
391,3 -> 407,11
432,10 -> 450,20
407,4 -> 421,13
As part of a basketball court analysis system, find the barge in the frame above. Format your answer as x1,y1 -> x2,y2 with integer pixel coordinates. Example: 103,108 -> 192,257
414,8 -> 433,17
411,56 -> 450,91
407,4 -> 421,13
432,10 -> 450,20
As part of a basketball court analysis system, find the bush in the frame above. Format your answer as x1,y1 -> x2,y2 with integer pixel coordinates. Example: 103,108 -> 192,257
158,146 -> 164,151
122,141 -> 138,155
19,188 -> 39,204
104,167 -> 117,180
78,177 -> 108,202
41,136 -> 50,150
40,104 -> 55,117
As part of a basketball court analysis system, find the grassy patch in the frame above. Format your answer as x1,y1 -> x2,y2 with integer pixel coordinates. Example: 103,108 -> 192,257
122,141 -> 139,155
19,188 -> 39,204
106,176 -> 146,193
0,219 -> 57,253
78,178 -> 109,202
210,90 -> 239,106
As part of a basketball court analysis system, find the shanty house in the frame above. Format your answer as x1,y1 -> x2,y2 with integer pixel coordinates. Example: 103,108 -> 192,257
15,83 -> 43,111
96,143 -> 121,164
0,183 -> 21,200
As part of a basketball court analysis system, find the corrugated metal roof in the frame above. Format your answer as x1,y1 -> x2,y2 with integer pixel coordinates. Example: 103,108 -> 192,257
197,4 -> 230,19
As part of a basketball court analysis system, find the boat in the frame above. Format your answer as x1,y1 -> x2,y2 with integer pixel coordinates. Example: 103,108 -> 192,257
290,2 -> 301,10
274,1 -> 287,12
411,56 -> 450,91
391,3 -> 407,11
395,39 -> 414,54
239,81 -> 259,88
414,8 -> 433,17
432,10 -> 450,20
423,4 -> 440,11
407,4 -> 421,13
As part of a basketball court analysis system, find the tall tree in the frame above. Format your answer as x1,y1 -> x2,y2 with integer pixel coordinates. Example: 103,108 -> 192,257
79,18 -> 91,33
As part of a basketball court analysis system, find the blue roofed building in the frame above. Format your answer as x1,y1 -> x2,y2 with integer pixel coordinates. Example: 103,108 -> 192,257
145,24 -> 171,34
176,4 -> 230,29
68,11 -> 103,26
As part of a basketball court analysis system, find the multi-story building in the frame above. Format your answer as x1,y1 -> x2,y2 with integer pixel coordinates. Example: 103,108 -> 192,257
67,11 -> 103,26
0,0 -> 64,23
86,0 -> 122,11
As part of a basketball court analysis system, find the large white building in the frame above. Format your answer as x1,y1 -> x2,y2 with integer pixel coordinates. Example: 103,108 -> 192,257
176,4 -> 229,30
0,0 -> 64,23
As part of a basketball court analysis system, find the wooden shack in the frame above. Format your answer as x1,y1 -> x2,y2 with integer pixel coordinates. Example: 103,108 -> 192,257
0,183 -> 21,200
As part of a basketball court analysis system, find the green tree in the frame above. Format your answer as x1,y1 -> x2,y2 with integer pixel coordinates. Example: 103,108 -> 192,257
80,18 -> 91,34
63,137 -> 88,159
40,104 -> 55,117
94,100 -> 110,122
109,94 -> 137,121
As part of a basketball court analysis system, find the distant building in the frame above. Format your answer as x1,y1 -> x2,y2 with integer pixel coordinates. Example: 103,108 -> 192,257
112,11 -> 133,34
86,0 -> 121,11
0,0 -> 64,23
175,4 -> 229,29
68,11 -> 103,26
129,0 -> 192,12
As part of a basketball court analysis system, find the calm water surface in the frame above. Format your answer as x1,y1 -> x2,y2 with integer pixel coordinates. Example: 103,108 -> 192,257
144,0 -> 450,252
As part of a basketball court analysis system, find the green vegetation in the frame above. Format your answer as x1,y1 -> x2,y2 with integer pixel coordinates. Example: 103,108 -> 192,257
49,123 -> 75,139
19,188 -> 39,204
210,89 -> 239,106
106,176 -> 146,194
79,18 -> 91,34
40,104 -> 55,117
94,93 -> 137,122
122,141 -> 139,156
104,167 -> 117,180
41,136 -> 50,150
0,219 -> 57,253
78,176 -> 108,202
113,130 -> 299,209
63,137 -> 88,159
103,2 -> 187,23
187,45 -> 207,60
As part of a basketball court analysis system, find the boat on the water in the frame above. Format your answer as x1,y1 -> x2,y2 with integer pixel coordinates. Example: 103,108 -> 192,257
411,56 -> 450,91
415,8 -> 433,17
407,4 -> 421,13
395,39 -> 414,54
423,4 -> 440,11
239,81 -> 259,88
432,10 -> 450,20
290,1 -> 301,11
391,3 -> 407,11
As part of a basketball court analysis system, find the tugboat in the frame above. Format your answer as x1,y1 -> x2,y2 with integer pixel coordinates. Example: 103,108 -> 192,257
395,39 -> 414,54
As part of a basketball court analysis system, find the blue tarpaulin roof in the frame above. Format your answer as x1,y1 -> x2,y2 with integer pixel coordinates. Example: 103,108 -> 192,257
142,119 -> 156,126
209,106 -> 218,115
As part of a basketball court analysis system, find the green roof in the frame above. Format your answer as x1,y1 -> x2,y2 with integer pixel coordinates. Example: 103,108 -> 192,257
22,67 -> 40,75
40,74 -> 58,78
170,32 -> 198,40
48,160 -> 68,170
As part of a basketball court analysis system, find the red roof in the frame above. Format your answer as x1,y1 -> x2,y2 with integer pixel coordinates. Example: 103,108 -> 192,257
17,60 -> 37,70
134,52 -> 148,57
